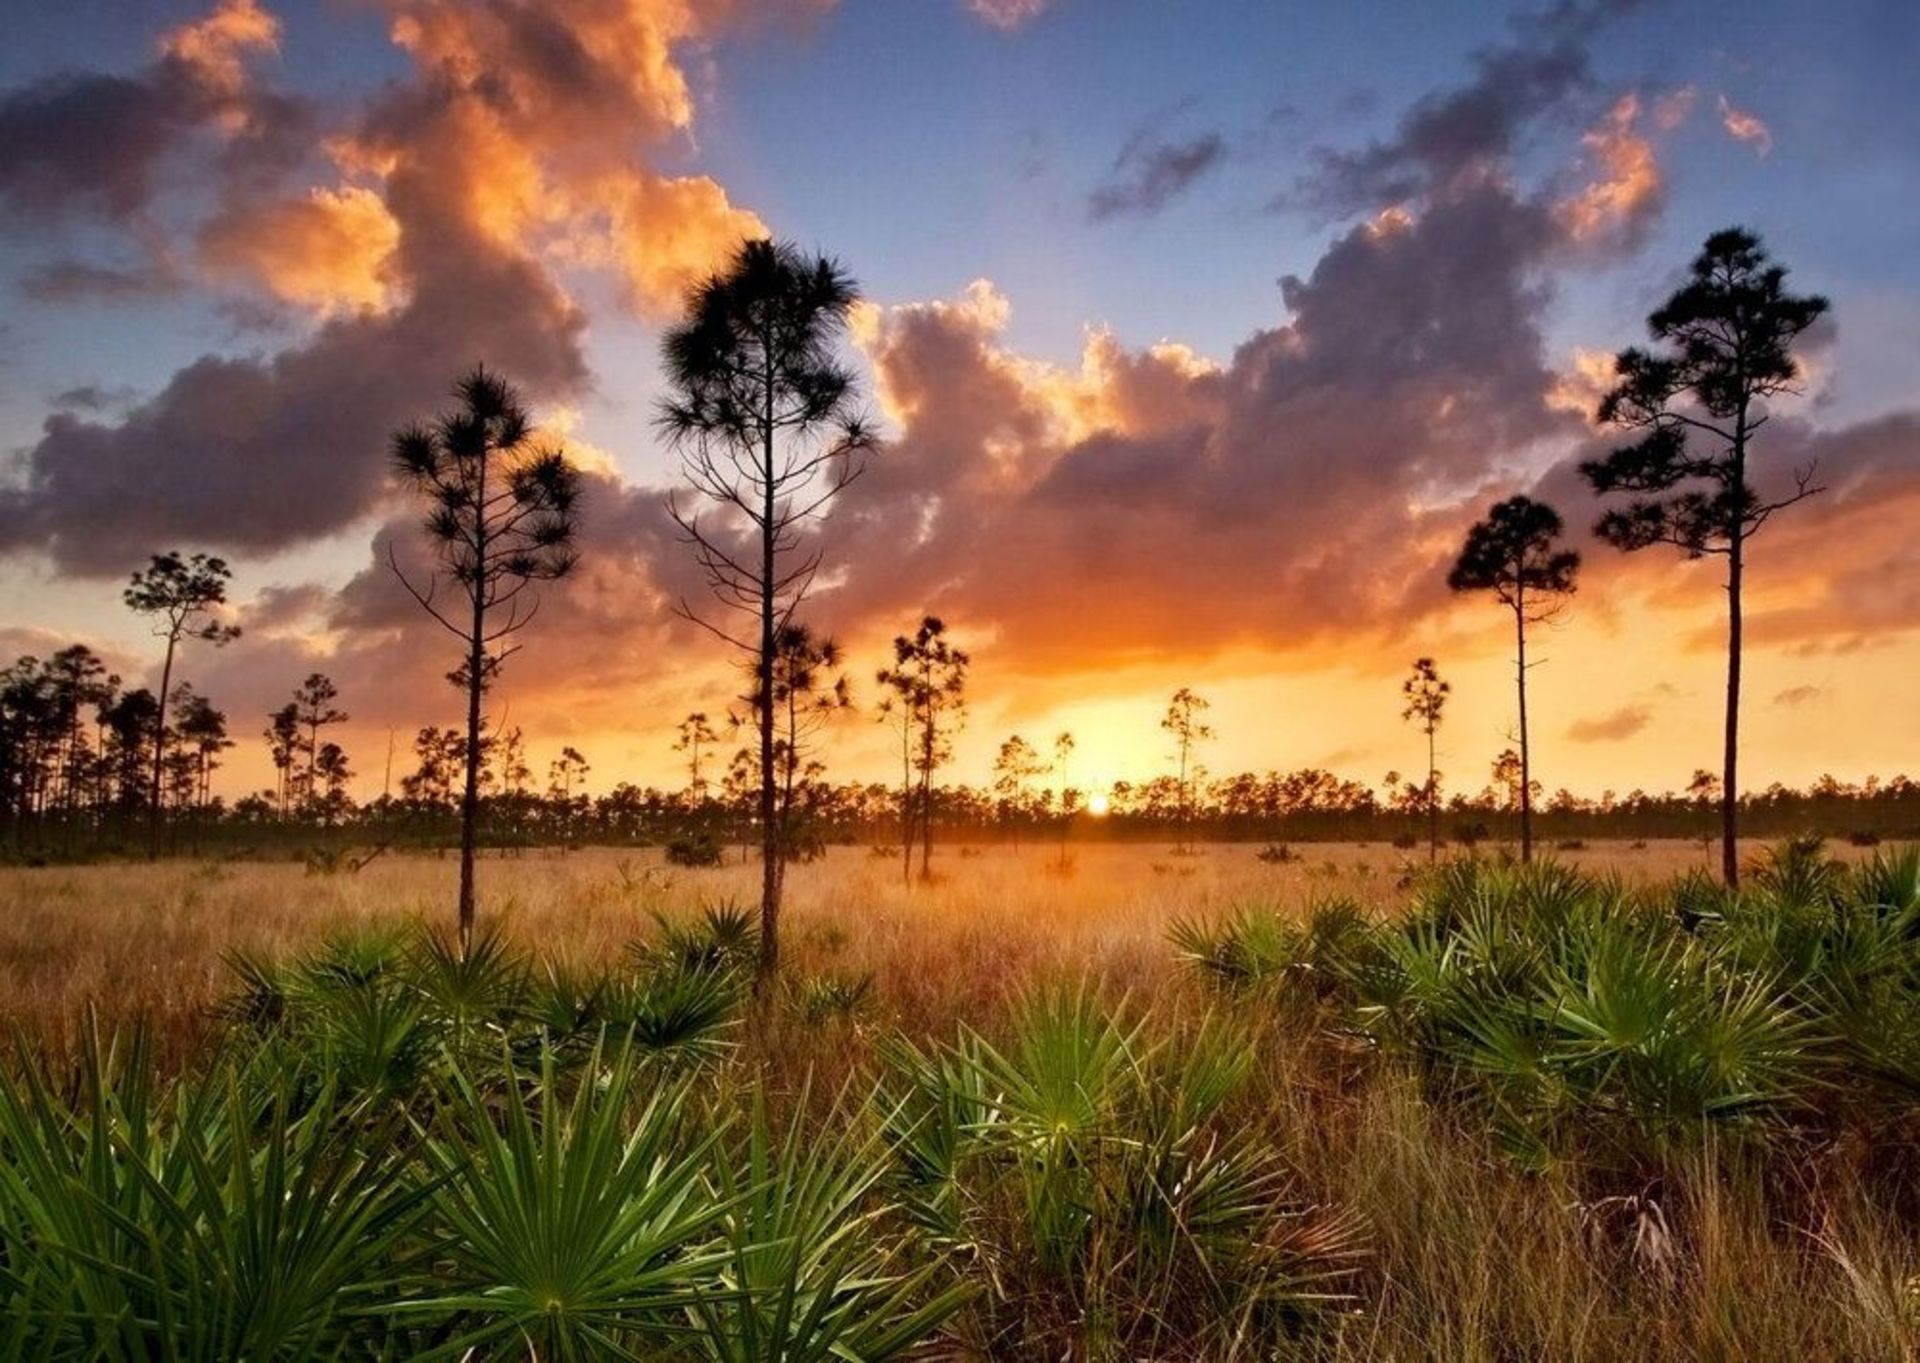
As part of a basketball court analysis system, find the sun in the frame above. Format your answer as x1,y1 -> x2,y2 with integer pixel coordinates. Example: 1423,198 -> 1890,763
1085,791 -> 1111,817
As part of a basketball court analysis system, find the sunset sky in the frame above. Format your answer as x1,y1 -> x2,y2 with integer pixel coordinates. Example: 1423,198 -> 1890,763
1,0 -> 1915,802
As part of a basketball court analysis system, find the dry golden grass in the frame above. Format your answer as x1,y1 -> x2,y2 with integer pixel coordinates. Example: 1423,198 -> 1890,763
0,837 -> 1751,1058
1,837 -> 1913,1362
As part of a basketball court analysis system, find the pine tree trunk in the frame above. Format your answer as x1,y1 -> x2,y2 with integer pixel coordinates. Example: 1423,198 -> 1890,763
458,596 -> 483,959
756,353 -> 781,980
1427,727 -> 1438,862
1516,598 -> 1532,863
1723,526 -> 1743,889
146,634 -> 176,859
919,726 -> 935,880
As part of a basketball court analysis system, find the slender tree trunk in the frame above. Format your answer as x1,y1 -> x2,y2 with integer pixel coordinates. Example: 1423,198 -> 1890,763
458,591 -> 484,958
1723,522 -> 1744,890
304,718 -> 319,813
1177,741 -> 1189,854
146,633 -> 176,859
899,718 -> 913,887
919,722 -> 935,879
1718,404 -> 1753,890
1427,726 -> 1438,862
756,351 -> 780,979
1515,597 -> 1532,863
457,452 -> 489,959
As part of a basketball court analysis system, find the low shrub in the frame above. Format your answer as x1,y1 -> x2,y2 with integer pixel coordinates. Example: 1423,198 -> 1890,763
665,831 -> 724,867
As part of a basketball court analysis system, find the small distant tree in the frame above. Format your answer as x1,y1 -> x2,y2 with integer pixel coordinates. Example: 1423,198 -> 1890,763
171,687 -> 231,815
313,742 -> 353,825
1582,228 -> 1828,888
264,703 -> 300,817
876,616 -> 969,882
99,689 -> 157,809
673,712 -> 721,807
1490,748 -> 1543,819
660,239 -> 875,978
1052,730 -> 1077,863
390,367 -> 581,955
1402,658 -> 1450,860
289,673 -> 349,812
498,726 -> 531,798
1686,768 -> 1722,849
1160,688 -> 1213,852
991,734 -> 1046,848
1447,495 -> 1578,862
768,624 -> 851,868
124,551 -> 240,854
44,646 -> 116,821
547,745 -> 590,843
402,726 -> 463,809
875,694 -> 914,877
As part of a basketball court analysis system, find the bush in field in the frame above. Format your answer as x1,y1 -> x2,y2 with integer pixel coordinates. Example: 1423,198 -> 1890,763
1451,819 -> 1490,849
0,928 -> 971,1360
877,989 -> 1363,1354
667,830 -> 725,867
1172,843 -> 1920,1161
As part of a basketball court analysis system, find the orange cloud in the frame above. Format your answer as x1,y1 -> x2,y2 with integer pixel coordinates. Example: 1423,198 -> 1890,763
350,0 -> 787,313
1545,347 -> 1618,424
160,0 -> 280,103
559,171 -> 766,316
198,186 -> 402,314
0,0 -> 811,567
1557,93 -> 1663,243
1718,95 -> 1772,156
853,280 -> 1224,495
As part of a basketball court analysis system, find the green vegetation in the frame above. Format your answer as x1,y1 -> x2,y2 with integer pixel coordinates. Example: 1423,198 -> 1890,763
1174,842 -> 1920,1157
2,840 -> 1915,1358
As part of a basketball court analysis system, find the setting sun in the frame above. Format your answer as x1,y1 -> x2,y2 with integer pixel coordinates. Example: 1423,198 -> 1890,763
1086,792 -> 1111,817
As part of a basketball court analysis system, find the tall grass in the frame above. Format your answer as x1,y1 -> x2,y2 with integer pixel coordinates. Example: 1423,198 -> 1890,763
0,842 -> 1914,1359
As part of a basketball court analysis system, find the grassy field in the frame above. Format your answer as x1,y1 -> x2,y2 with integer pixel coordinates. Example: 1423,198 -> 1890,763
1,839 -> 1915,1360
0,838 -> 1774,1057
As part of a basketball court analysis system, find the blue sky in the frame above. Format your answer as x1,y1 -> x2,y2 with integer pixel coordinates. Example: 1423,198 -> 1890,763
5,0 -> 1915,472
0,0 -> 1914,795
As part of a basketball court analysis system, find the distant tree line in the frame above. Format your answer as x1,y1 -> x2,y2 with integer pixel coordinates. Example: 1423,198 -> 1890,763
1,638 -> 1912,863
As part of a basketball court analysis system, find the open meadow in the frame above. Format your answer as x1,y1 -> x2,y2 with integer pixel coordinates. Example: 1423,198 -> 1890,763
0,837 -> 1798,1058
1,839 -> 1915,1360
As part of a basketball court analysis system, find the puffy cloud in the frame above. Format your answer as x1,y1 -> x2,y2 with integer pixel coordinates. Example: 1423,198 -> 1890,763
0,0 -> 293,226
197,186 -> 402,314
1718,95 -> 1772,156
0,248 -> 590,572
0,73 -> 194,225
554,171 -> 767,316
1088,128 -> 1226,221
159,0 -> 281,112
1295,0 -> 1629,215
822,167 -> 1568,672
0,0 -> 801,573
